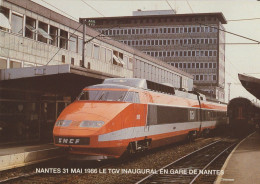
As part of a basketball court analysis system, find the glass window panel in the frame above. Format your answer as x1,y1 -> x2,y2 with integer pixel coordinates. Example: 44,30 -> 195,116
0,7 -> 10,31
50,26 -> 58,46
0,58 -> 7,69
78,38 -> 83,55
11,13 -> 23,34
106,49 -> 112,63
38,21 -> 48,43
10,60 -> 22,68
25,17 -> 36,39
60,30 -> 68,49
86,42 -> 93,57
79,90 -> 127,102
93,44 -> 100,60
100,47 -> 106,62
69,35 -> 77,53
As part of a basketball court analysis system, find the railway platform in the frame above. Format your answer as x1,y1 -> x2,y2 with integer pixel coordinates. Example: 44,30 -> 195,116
0,143 -> 64,171
216,132 -> 260,184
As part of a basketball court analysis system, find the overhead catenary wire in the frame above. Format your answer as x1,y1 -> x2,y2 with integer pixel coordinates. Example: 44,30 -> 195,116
196,22 -> 260,44
80,0 -> 105,17
165,0 -> 175,13
41,0 -> 120,66
39,0 -> 78,21
172,0 -> 260,44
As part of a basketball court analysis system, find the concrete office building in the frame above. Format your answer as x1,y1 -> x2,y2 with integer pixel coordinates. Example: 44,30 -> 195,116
87,10 -> 227,101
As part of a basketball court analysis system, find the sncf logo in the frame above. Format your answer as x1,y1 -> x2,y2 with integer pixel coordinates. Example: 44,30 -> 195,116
58,138 -> 80,144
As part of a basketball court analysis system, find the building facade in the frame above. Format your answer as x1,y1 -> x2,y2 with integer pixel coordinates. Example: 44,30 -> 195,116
87,11 -> 226,101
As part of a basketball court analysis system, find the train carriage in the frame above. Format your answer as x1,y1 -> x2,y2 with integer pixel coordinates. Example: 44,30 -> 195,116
228,97 -> 260,136
53,78 -> 227,160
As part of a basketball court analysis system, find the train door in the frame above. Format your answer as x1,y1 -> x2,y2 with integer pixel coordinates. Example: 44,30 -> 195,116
142,92 -> 151,132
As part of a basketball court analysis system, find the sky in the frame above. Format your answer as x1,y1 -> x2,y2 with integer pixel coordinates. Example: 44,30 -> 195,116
33,0 -> 260,103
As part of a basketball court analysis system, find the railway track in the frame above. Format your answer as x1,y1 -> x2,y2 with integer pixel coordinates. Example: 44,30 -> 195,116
0,136 -> 234,184
136,139 -> 237,184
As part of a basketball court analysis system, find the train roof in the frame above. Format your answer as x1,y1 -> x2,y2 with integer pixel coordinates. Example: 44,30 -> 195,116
229,97 -> 260,109
83,78 -> 224,104
102,78 -> 203,100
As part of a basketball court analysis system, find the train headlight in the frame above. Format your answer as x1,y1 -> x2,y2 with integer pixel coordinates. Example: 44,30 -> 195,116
55,120 -> 72,127
79,121 -> 105,128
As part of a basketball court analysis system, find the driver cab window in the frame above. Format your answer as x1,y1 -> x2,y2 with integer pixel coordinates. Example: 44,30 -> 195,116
125,92 -> 140,103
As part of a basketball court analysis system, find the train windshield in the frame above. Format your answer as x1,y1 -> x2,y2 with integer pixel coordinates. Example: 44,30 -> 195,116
78,90 -> 127,102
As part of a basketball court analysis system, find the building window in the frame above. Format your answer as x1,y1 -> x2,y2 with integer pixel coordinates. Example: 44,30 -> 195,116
0,7 -> 10,31
200,75 -> 203,80
188,63 -> 191,68
93,44 -> 100,60
50,26 -> 58,46
71,58 -> 74,65
196,75 -> 199,80
38,21 -> 48,43
62,55 -> 65,63
10,60 -> 22,68
25,17 -> 36,39
86,42 -> 93,57
69,35 -> 77,53
213,75 -> 216,81
11,13 -> 23,35
106,49 -> 112,63
60,30 -> 68,49
196,63 -> 199,68
100,47 -> 106,62
213,63 -> 217,68
200,63 -> 203,68
205,63 -> 208,68
192,63 -> 195,68
0,58 -> 7,69
128,58 -> 133,69
78,38 -> 83,55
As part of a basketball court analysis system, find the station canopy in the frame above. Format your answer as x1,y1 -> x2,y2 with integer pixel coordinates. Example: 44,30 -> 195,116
238,73 -> 260,100
0,64 -> 118,97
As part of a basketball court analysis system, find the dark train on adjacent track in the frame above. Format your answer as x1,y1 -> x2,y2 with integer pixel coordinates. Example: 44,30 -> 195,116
228,97 -> 260,136
53,78 -> 227,160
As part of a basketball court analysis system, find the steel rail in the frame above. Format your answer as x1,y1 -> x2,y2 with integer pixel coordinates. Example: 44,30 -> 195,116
135,139 -> 222,184
189,142 -> 237,184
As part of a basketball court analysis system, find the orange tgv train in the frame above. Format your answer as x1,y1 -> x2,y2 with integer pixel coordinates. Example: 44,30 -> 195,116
53,78 -> 227,160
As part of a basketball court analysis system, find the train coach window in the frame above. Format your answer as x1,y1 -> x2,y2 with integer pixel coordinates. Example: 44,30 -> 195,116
124,92 -> 134,102
78,90 -> 127,102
